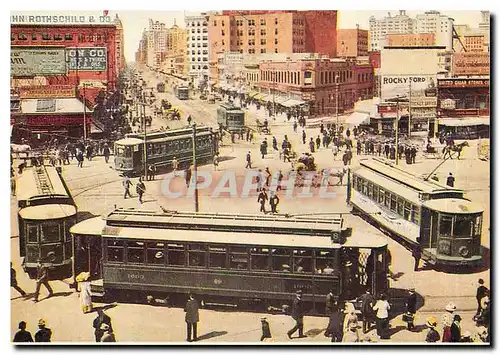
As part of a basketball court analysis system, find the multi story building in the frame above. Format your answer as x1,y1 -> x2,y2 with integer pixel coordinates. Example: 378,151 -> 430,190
165,19 -> 187,56
369,10 -> 415,51
208,10 -> 338,83
337,27 -> 369,57
414,11 -> 453,50
113,14 -> 126,72
259,57 -> 374,117
386,33 -> 435,47
135,29 -> 148,64
463,34 -> 486,52
185,14 -> 210,84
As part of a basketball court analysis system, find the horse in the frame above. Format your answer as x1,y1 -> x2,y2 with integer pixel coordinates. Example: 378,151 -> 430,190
443,141 -> 469,160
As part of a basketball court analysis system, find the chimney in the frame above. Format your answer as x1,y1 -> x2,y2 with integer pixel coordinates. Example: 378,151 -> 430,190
399,10 -> 406,16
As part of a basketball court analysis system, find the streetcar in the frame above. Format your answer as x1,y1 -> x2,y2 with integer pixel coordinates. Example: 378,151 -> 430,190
217,103 -> 245,132
175,86 -> 189,100
70,208 -> 389,314
156,82 -> 165,93
114,126 -> 219,176
16,165 -> 77,279
348,157 -> 484,268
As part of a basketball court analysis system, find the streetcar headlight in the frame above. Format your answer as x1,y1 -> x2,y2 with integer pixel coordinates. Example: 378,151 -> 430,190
458,246 -> 471,258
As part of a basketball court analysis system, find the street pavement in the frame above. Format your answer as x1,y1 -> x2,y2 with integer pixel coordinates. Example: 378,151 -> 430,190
10,66 -> 490,343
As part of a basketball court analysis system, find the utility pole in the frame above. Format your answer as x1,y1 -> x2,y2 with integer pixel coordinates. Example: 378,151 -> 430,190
395,96 -> 400,165
335,78 -> 340,129
142,90 -> 148,180
408,80 -> 412,138
192,123 -> 199,212
82,83 -> 87,143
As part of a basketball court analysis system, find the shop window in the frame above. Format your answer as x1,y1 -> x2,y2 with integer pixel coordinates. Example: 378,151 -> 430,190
384,191 -> 390,208
167,243 -> 185,266
209,246 -> 227,268
107,240 -> 124,263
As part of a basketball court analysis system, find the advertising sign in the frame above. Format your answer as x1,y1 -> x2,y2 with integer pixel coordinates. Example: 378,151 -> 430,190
11,47 -> 66,77
452,52 -> 490,76
19,85 -> 75,99
11,12 -> 113,25
66,47 -> 107,71
381,75 -> 437,99
438,78 -> 489,88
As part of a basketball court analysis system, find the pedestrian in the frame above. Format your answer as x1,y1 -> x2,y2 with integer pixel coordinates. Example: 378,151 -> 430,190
147,164 -> 156,181
184,293 -> 199,342
332,144 -> 338,160
450,314 -> 462,342
293,121 -> 298,133
103,143 -> 110,164
425,317 -> 440,343
411,145 -> 417,164
269,192 -> 279,214
246,128 -> 250,142
412,246 -> 422,271
33,259 -> 53,303
100,323 -> 116,342
325,301 -> 343,342
34,319 -> 52,342
185,165 -> 193,186
302,130 -> 306,144
342,322 -> 360,343
373,293 -> 390,339
213,152 -> 220,171
447,172 -> 455,187
309,137 -> 315,153
245,151 -> 252,169
343,302 -> 359,336
260,317 -> 272,341
475,279 -> 488,317
123,175 -> 133,199
93,309 -> 113,342
404,288 -> 417,331
441,302 -> 456,342
136,177 -> 146,204
272,136 -> 278,151
258,188 -> 268,214
358,289 -> 375,334
11,262 -> 26,297
264,167 -> 272,187
76,272 -> 93,314
86,143 -> 93,161
13,321 -> 33,342
77,149 -> 84,168
287,290 -> 306,339
172,156 -> 179,171
263,138 -> 268,154
187,115 -> 192,126
260,141 -> 267,159
316,135 -> 321,150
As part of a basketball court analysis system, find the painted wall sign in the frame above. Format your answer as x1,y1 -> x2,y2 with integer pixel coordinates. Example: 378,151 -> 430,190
381,75 -> 437,99
452,52 -> 490,76
438,78 -> 489,88
10,13 -> 112,25
19,85 -> 75,99
66,47 -> 107,71
11,47 -> 66,77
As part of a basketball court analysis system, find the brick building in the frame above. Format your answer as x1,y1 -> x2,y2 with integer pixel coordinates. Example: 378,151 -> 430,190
337,28 -> 369,57
463,34 -> 486,52
259,58 -> 374,117
208,10 -> 337,83
386,33 -> 436,47
11,24 -> 118,90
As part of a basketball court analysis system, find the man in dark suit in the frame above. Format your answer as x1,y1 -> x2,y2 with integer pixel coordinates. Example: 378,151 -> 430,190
358,289 -> 376,334
260,317 -> 272,341
11,263 -> 26,296
287,290 -> 306,339
450,314 -> 462,342
405,288 -> 417,331
13,321 -> 33,342
93,309 -> 113,342
33,260 -> 53,303
185,293 -> 200,342
475,279 -> 488,316
34,319 -> 52,342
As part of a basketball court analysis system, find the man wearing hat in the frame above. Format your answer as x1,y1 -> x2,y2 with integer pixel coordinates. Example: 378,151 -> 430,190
404,288 -> 417,331
425,317 -> 440,343
475,279 -> 488,317
100,323 -> 116,342
93,309 -> 113,342
34,319 -> 52,342
441,302 -> 456,342
450,314 -> 462,342
260,317 -> 272,341
287,290 -> 306,339
33,259 -> 53,303
13,321 -> 33,342
184,293 -> 200,342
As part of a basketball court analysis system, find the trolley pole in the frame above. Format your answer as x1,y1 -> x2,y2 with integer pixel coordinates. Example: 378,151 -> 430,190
192,123 -> 199,212
395,96 -> 400,165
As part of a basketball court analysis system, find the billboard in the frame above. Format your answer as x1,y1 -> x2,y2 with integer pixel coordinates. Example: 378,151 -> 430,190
11,12 -> 113,25
19,85 -> 75,99
452,52 -> 490,76
381,75 -> 437,100
11,47 -> 66,77
66,47 -> 107,71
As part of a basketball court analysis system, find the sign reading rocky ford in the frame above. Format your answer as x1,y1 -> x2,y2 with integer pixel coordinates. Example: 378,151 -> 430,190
381,75 -> 437,100
11,47 -> 66,77
66,47 -> 107,71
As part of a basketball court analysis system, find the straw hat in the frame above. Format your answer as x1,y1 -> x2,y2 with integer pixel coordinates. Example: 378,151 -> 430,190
445,302 -> 457,312
100,323 -> 110,331
76,272 -> 90,282
345,261 -> 353,267
426,316 -> 437,328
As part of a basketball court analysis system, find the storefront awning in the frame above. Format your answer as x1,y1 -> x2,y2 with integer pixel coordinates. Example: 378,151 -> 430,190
438,117 -> 490,127
247,91 -> 259,98
281,99 -> 305,107
346,112 -> 371,127
254,93 -> 266,100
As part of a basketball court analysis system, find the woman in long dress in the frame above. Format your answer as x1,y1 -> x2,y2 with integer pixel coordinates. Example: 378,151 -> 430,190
77,272 -> 93,314
343,302 -> 359,337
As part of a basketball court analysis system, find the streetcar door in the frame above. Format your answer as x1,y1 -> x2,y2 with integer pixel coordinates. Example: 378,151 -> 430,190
132,144 -> 141,173
74,234 -> 102,280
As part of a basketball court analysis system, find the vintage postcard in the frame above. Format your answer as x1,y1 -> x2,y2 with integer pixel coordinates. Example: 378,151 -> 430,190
10,9 -> 490,345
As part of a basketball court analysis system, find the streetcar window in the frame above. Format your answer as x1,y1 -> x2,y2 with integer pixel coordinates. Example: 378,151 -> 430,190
378,188 -> 385,204
229,246 -> 249,270
251,247 -> 269,271
373,185 -> 379,202
26,224 -> 38,243
390,194 -> 397,212
315,250 -> 335,274
474,216 -> 482,235
411,206 -> 420,225
107,240 -> 124,263
147,242 -> 165,265
397,198 -> 404,216
293,249 -> 313,273
361,179 -> 367,195
404,201 -> 411,221
352,175 -> 357,190
41,223 -> 60,242
272,248 -> 292,272
188,244 -> 206,267
439,215 -> 453,236
454,215 -> 474,237
384,191 -> 390,207
127,241 -> 145,264
124,146 -> 132,158
208,246 -> 227,268
367,182 -> 373,198
167,243 -> 185,266
115,146 -> 124,156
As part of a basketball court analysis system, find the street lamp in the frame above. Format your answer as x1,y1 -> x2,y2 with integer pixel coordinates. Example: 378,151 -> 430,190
395,95 -> 400,166
335,75 -> 340,129
192,123 -> 199,212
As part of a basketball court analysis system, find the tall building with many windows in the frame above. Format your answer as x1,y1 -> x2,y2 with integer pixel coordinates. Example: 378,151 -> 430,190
369,11 -> 415,51
185,14 -> 210,84
414,11 -> 453,50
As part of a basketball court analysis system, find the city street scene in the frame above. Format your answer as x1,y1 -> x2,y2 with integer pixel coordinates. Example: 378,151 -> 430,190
10,9 -> 490,345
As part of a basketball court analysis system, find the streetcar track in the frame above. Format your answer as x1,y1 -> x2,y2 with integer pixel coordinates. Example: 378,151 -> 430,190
72,178 -> 123,197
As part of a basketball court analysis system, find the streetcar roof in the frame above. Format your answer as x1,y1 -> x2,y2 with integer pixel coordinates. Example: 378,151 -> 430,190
19,204 -> 76,220
16,166 -> 70,201
102,225 -> 387,249
354,167 -> 421,205
70,216 -> 106,235
114,138 -> 143,146
360,158 -> 464,195
422,198 -> 483,214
